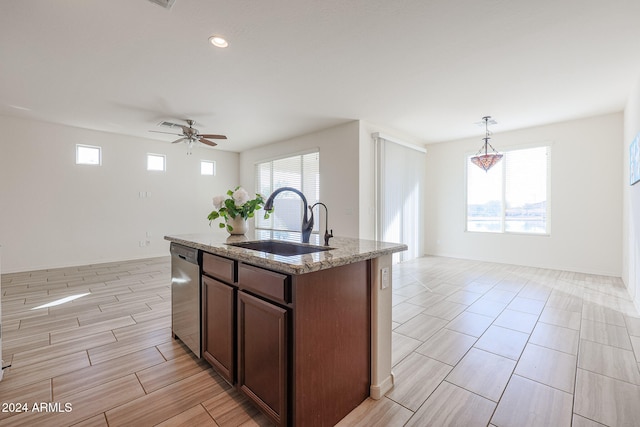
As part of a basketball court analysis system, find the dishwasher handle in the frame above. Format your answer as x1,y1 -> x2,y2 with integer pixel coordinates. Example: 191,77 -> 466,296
170,243 -> 199,264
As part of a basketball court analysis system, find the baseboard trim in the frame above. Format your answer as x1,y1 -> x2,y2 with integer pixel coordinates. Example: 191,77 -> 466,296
370,372 -> 394,400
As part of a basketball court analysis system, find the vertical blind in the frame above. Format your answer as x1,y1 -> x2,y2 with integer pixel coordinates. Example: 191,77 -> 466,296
375,135 -> 426,263
255,151 -> 320,234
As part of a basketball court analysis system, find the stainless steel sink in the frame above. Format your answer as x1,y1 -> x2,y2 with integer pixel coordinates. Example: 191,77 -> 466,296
228,240 -> 333,256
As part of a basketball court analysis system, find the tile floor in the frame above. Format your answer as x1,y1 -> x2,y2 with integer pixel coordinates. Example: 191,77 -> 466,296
1,255 -> 640,426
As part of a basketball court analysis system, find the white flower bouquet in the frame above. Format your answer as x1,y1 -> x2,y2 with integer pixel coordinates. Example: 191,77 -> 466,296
208,186 -> 272,232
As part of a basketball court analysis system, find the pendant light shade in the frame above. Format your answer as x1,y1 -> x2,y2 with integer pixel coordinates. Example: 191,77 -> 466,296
471,153 -> 503,171
471,116 -> 502,172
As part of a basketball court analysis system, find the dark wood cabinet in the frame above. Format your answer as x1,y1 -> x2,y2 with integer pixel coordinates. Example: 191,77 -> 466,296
237,291 -> 289,426
291,261 -> 371,426
202,252 -> 235,282
201,252 -> 370,427
238,262 -> 290,304
201,275 -> 236,384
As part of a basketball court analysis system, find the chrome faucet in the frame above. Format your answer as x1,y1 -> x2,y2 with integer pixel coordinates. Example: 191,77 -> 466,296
310,202 -> 333,246
264,187 -> 314,243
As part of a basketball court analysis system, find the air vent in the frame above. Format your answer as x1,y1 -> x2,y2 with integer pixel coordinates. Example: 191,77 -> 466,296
158,121 -> 183,128
147,0 -> 176,10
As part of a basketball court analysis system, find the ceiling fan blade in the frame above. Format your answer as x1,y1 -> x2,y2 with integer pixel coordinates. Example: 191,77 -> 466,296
149,130 -> 182,136
199,134 -> 227,139
172,138 -> 187,144
199,138 -> 218,147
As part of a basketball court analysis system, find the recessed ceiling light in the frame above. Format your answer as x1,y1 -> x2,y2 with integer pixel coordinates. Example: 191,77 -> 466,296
209,35 -> 228,48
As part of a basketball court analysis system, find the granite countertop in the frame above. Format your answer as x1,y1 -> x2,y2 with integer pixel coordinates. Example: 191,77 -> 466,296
164,232 -> 407,275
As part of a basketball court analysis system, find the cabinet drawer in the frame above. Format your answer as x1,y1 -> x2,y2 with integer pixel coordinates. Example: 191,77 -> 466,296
203,252 -> 236,283
238,263 -> 290,304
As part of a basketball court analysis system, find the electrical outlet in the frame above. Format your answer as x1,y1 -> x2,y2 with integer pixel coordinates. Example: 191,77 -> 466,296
381,267 -> 389,290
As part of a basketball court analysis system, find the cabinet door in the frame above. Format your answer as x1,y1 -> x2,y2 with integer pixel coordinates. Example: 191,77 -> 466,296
202,275 -> 235,384
237,291 -> 288,427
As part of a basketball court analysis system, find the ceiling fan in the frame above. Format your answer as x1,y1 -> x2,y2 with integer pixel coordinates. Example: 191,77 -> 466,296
149,119 -> 227,153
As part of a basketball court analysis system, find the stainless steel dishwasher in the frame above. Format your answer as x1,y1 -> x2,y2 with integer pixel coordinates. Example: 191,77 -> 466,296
170,243 -> 201,357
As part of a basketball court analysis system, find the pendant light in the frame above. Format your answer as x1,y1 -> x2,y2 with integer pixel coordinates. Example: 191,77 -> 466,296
471,116 -> 503,172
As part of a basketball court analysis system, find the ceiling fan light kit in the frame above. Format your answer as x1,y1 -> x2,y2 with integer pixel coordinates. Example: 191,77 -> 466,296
471,116 -> 503,172
149,119 -> 227,154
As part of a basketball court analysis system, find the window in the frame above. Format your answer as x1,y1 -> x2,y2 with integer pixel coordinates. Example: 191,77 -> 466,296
200,160 -> 216,176
76,144 -> 101,165
147,153 -> 166,171
255,151 -> 320,236
466,145 -> 550,234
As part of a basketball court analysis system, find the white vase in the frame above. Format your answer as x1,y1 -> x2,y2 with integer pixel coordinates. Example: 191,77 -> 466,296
227,216 -> 248,235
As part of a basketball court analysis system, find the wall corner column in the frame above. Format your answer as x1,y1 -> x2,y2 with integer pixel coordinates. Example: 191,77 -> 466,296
369,254 -> 394,399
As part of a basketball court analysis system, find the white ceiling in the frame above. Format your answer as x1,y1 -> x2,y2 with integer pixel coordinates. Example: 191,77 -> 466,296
2,0 -> 640,152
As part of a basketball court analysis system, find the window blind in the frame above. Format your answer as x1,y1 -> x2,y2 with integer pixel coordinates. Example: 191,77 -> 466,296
375,136 -> 426,262
255,152 -> 320,233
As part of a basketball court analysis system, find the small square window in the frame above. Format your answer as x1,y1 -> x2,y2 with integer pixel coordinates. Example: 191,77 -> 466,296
201,160 -> 216,176
147,154 -> 166,171
76,144 -> 101,165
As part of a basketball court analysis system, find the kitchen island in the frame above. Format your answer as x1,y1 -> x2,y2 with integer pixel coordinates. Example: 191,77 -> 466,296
165,232 -> 406,427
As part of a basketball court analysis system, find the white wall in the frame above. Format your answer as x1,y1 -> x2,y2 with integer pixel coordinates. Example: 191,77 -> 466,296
0,115 -> 239,273
4,111 -> 625,277
623,77 -> 640,309
239,120 -> 424,246
239,121 -> 360,239
424,113 -> 623,276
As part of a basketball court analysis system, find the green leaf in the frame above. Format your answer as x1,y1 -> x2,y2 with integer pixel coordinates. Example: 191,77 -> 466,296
207,187 -> 270,223
218,222 -> 226,229
227,224 -> 233,232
